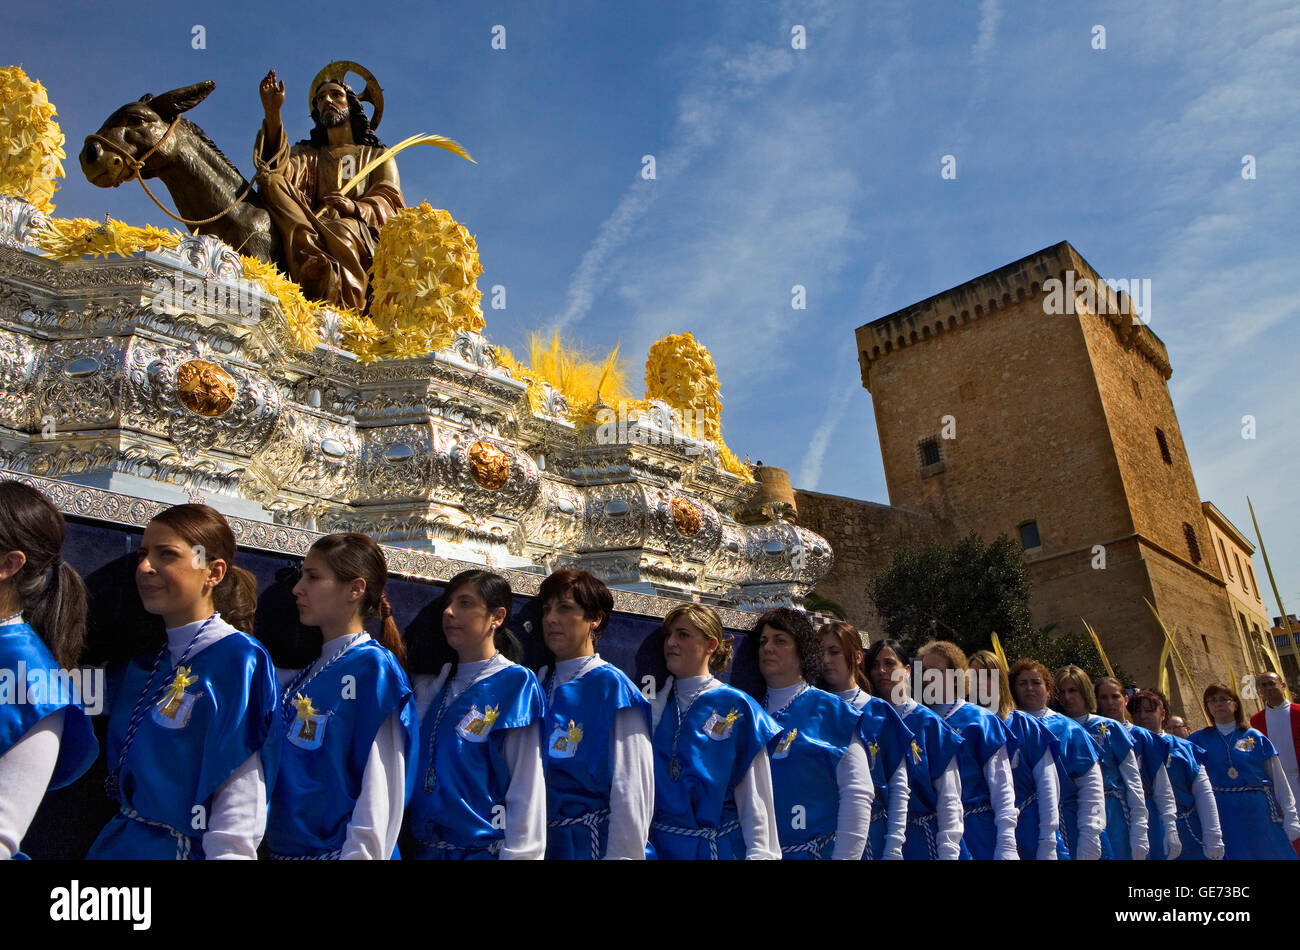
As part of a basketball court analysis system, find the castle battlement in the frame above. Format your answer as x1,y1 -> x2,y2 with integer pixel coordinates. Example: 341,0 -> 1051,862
855,241 -> 1171,390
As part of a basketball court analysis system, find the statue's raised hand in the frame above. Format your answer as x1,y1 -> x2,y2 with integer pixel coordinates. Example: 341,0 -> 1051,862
260,69 -> 285,115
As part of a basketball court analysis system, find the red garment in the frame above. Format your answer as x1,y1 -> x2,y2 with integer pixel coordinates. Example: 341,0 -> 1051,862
1250,702 -> 1300,764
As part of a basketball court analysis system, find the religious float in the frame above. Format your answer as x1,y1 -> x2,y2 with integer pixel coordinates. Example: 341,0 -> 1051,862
0,62 -> 832,642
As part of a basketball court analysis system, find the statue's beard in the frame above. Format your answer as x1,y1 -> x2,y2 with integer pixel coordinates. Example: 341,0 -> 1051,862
319,104 -> 348,128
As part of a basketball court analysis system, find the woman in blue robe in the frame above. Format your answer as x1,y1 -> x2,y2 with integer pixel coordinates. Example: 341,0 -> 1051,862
649,604 -> 781,859
969,650 -> 1063,860
1190,682 -> 1299,860
1128,688 -> 1224,860
864,638 -> 966,859
1096,676 -> 1181,859
918,641 -> 1020,859
87,504 -> 278,860
1056,665 -> 1149,859
407,569 -> 546,859
266,533 -> 416,859
0,481 -> 98,860
535,569 -> 652,860
818,620 -> 912,860
744,608 -> 871,859
1010,658 -> 1107,859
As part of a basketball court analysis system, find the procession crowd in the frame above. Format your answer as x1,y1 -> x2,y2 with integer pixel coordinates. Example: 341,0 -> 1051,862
2,481 -> 1297,860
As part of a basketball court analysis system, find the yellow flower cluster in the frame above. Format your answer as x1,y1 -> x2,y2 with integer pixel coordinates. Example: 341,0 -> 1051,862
641,332 -> 753,482
238,256 -> 325,351
0,66 -> 64,213
498,332 -> 631,425
33,216 -> 183,260
367,202 -> 484,360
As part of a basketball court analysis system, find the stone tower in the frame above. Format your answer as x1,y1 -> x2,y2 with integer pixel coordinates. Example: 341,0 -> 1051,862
855,241 -> 1248,714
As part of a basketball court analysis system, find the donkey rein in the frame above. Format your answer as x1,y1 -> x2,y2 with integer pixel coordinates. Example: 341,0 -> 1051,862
85,118 -> 256,227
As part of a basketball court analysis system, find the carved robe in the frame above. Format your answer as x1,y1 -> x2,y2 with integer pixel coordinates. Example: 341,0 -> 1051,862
254,122 -> 402,312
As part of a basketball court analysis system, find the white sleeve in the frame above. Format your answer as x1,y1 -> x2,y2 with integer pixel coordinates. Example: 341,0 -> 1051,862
734,750 -> 781,859
983,746 -> 1019,859
1153,765 -> 1181,859
1072,762 -> 1105,860
604,705 -> 654,859
1033,748 -> 1061,858
1118,749 -> 1149,859
499,723 -> 547,860
830,737 -> 873,859
884,758 -> 909,859
203,751 -> 266,859
1265,755 -> 1300,840
0,710 -> 63,860
338,710 -> 406,860
935,759 -> 964,860
1191,766 -> 1224,859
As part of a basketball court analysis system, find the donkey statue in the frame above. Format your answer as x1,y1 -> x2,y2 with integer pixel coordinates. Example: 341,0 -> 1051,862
80,81 -> 283,267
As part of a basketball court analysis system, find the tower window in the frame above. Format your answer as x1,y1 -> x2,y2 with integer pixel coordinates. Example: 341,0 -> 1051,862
1155,427 -> 1172,464
1183,522 -> 1202,564
1201,634 -> 1211,654
919,438 -> 941,467
1247,565 -> 1261,601
1019,521 -> 1041,550
1234,553 -> 1247,592
1219,539 -> 1233,577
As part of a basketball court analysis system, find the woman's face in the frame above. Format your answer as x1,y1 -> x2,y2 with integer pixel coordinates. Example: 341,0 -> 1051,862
1206,692 -> 1238,726
757,624 -> 802,688
663,616 -> 716,679
136,520 -> 224,624
819,633 -> 858,692
1131,697 -> 1165,733
1096,682 -> 1127,721
442,582 -> 505,656
1015,671 -> 1050,712
1057,679 -> 1089,718
292,550 -> 362,630
870,646 -> 909,702
542,592 -> 598,662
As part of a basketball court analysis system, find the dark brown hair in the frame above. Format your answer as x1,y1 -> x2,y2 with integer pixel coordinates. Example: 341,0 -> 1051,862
308,533 -> 406,668
148,504 -> 257,633
818,620 -> 868,690
0,481 -> 87,668
537,569 -> 614,642
753,606 -> 823,684
1128,688 -> 1169,720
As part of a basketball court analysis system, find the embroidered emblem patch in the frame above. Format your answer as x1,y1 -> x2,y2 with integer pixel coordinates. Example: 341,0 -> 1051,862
1234,736 -> 1256,752
456,704 -> 500,742
151,665 -> 201,729
288,693 -> 329,750
702,708 -> 740,742
772,728 -> 798,759
548,720 -> 584,759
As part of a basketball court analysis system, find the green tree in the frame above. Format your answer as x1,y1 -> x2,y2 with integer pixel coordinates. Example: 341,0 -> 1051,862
869,533 -> 1128,684
869,532 -> 1033,656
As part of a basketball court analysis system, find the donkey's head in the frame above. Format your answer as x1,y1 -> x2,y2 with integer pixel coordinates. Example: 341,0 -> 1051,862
80,81 -> 215,187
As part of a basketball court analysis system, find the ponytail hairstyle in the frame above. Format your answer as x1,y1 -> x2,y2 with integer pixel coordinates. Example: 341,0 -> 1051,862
0,481 -> 87,669
306,532 -> 406,668
441,569 -> 522,678
147,504 -> 257,633
662,603 -> 733,674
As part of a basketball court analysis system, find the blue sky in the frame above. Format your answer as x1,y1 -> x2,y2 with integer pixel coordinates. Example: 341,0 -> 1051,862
11,0 -> 1300,612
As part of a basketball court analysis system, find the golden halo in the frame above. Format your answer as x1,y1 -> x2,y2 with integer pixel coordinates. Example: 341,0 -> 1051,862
308,61 -> 384,131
